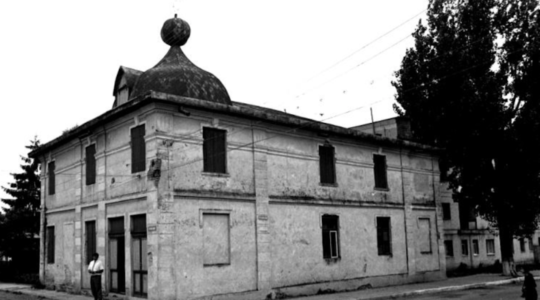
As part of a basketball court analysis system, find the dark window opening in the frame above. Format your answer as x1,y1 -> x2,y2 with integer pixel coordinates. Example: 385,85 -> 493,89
203,127 -> 227,173
459,202 -> 476,230
461,240 -> 469,256
486,239 -> 495,255
520,238 -> 526,253
322,215 -> 340,260
473,239 -> 479,255
442,203 -> 451,220
377,217 -> 392,256
131,125 -> 146,173
373,154 -> 388,189
319,144 -> 336,185
86,144 -> 96,185
445,240 -> 454,257
86,221 -> 96,264
47,226 -> 55,264
48,161 -> 55,195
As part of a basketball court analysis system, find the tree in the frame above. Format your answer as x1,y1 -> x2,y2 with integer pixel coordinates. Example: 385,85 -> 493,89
392,0 -> 540,276
0,137 -> 41,277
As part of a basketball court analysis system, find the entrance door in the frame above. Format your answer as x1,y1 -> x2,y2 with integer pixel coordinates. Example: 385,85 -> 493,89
109,217 -> 125,294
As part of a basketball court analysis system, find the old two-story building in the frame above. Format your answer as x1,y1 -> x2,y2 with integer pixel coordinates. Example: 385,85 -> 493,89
353,117 -> 540,272
30,16 -> 448,300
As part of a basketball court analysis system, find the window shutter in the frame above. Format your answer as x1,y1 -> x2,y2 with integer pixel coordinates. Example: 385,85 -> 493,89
86,145 -> 96,185
203,128 -> 226,173
319,145 -> 336,184
86,221 -> 96,264
131,215 -> 147,236
374,155 -> 388,189
47,227 -> 55,263
131,125 -> 146,173
48,161 -> 55,195
109,217 -> 124,236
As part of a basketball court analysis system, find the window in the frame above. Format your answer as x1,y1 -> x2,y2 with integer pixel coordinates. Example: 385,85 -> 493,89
319,144 -> 336,185
202,127 -> 227,174
48,161 -> 55,195
486,239 -> 495,255
442,203 -> 451,220
131,124 -> 146,173
445,240 -> 454,257
203,213 -> 230,266
85,221 -> 96,264
373,154 -> 388,189
376,217 -> 392,256
529,238 -> 534,252
520,238 -> 526,253
131,215 -> 147,296
472,239 -> 479,255
321,215 -> 340,259
86,144 -> 96,185
47,226 -> 55,263
461,240 -> 469,256
418,218 -> 432,254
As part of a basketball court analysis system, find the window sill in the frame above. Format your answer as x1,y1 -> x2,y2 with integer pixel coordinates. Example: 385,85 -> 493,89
320,183 -> 338,188
324,257 -> 341,264
487,253 -> 495,256
202,172 -> 230,178
420,251 -> 432,255
378,254 -> 393,257
374,187 -> 390,192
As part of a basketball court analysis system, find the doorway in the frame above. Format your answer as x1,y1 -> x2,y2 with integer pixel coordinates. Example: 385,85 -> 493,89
109,217 -> 125,294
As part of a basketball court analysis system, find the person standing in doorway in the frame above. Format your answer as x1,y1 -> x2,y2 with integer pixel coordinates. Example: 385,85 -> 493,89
88,252 -> 104,300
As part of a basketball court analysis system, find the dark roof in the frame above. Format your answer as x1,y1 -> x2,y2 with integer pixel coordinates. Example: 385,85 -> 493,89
130,16 -> 231,105
29,91 -> 437,159
112,66 -> 142,96
131,47 -> 231,105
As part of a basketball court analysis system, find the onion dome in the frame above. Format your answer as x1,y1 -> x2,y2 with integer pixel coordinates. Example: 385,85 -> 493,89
131,15 -> 231,105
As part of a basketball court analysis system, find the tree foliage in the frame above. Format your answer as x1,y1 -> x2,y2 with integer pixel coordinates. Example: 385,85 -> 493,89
393,0 -> 540,273
0,137 -> 41,275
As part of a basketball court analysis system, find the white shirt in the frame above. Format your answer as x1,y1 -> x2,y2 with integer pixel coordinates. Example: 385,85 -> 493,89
88,259 -> 104,274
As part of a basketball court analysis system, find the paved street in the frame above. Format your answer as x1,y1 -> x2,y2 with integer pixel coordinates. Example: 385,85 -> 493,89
400,283 -> 523,300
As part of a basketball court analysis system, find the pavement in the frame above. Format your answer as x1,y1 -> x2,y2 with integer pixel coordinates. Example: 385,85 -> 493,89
0,272 -> 538,300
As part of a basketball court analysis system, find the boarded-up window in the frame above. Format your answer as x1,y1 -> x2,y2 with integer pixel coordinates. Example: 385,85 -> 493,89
85,221 -> 96,264
203,127 -> 227,173
442,203 -> 451,220
461,240 -> 469,256
203,214 -> 230,266
86,144 -> 96,185
319,145 -> 336,184
47,226 -> 55,263
373,154 -> 388,189
131,215 -> 147,296
418,218 -> 432,254
377,217 -> 392,256
48,161 -> 55,195
445,240 -> 454,257
322,215 -> 340,259
131,125 -> 146,173
486,239 -> 495,255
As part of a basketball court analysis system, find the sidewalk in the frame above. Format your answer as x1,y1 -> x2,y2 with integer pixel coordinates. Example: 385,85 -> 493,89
292,271 -> 540,300
0,272 -> 537,300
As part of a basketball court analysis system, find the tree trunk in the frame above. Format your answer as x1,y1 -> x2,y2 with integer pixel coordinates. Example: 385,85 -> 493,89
499,221 -> 518,277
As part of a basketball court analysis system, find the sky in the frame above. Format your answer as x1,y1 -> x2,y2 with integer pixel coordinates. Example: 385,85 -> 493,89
0,0 -> 428,207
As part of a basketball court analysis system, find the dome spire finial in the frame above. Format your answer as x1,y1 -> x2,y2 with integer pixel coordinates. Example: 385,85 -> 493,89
161,15 -> 191,46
